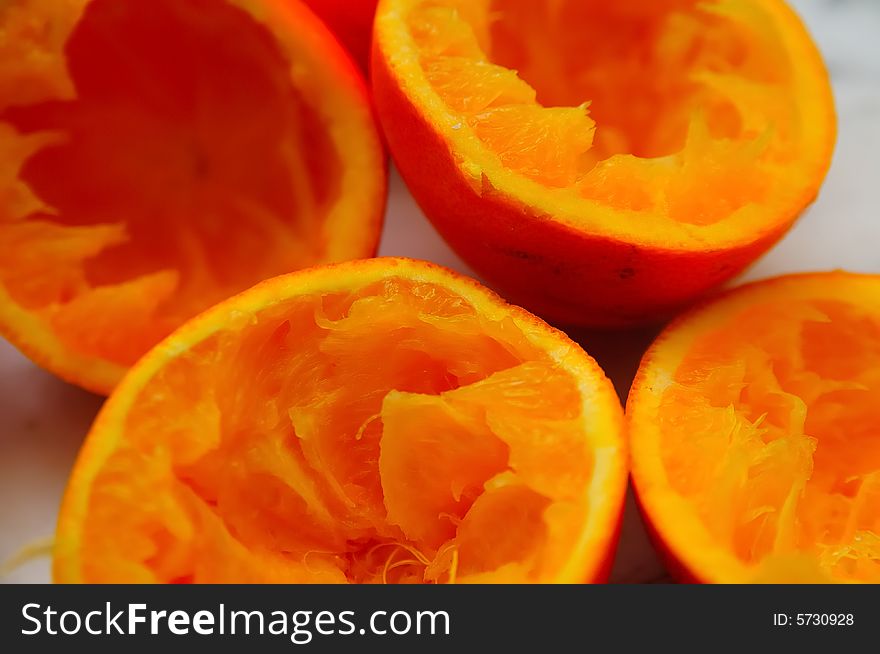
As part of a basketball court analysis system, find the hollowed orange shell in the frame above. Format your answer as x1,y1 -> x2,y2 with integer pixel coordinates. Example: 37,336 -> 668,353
54,257 -> 627,584
0,0 -> 387,394
629,272 -> 880,583
373,0 -> 835,326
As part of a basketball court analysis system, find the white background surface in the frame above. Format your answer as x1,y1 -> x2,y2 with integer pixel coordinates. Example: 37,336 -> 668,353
1,0 -> 878,583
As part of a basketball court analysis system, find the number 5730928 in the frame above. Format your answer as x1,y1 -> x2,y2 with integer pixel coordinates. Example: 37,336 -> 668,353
773,613 -> 854,626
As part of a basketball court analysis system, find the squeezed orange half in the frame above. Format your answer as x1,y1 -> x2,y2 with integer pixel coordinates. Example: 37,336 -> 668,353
629,272 -> 880,583
0,0 -> 386,393
373,0 -> 835,325
55,258 -> 627,583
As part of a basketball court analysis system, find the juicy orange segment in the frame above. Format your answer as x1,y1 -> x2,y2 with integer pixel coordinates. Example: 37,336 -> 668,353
628,272 -> 880,583
55,258 -> 626,584
0,0 -> 385,393
422,57 -> 535,114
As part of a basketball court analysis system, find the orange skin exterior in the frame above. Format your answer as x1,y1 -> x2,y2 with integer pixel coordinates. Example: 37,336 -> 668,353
633,489 -> 699,584
302,0 -> 378,73
592,503 -> 625,583
54,257 -> 628,584
626,272 -> 880,584
371,3 -> 836,328
0,0 -> 387,395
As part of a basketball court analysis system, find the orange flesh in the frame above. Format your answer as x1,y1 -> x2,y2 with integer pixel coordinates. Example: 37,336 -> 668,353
658,299 -> 880,582
0,0 -> 357,368
406,0 -> 808,224
76,277 -> 595,583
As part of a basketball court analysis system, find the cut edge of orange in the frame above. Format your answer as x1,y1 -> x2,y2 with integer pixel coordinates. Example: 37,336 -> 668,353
374,0 -> 836,251
627,271 -> 880,583
0,289 -> 124,393
54,257 -> 627,584
264,0 -> 387,263
0,0 -> 388,395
